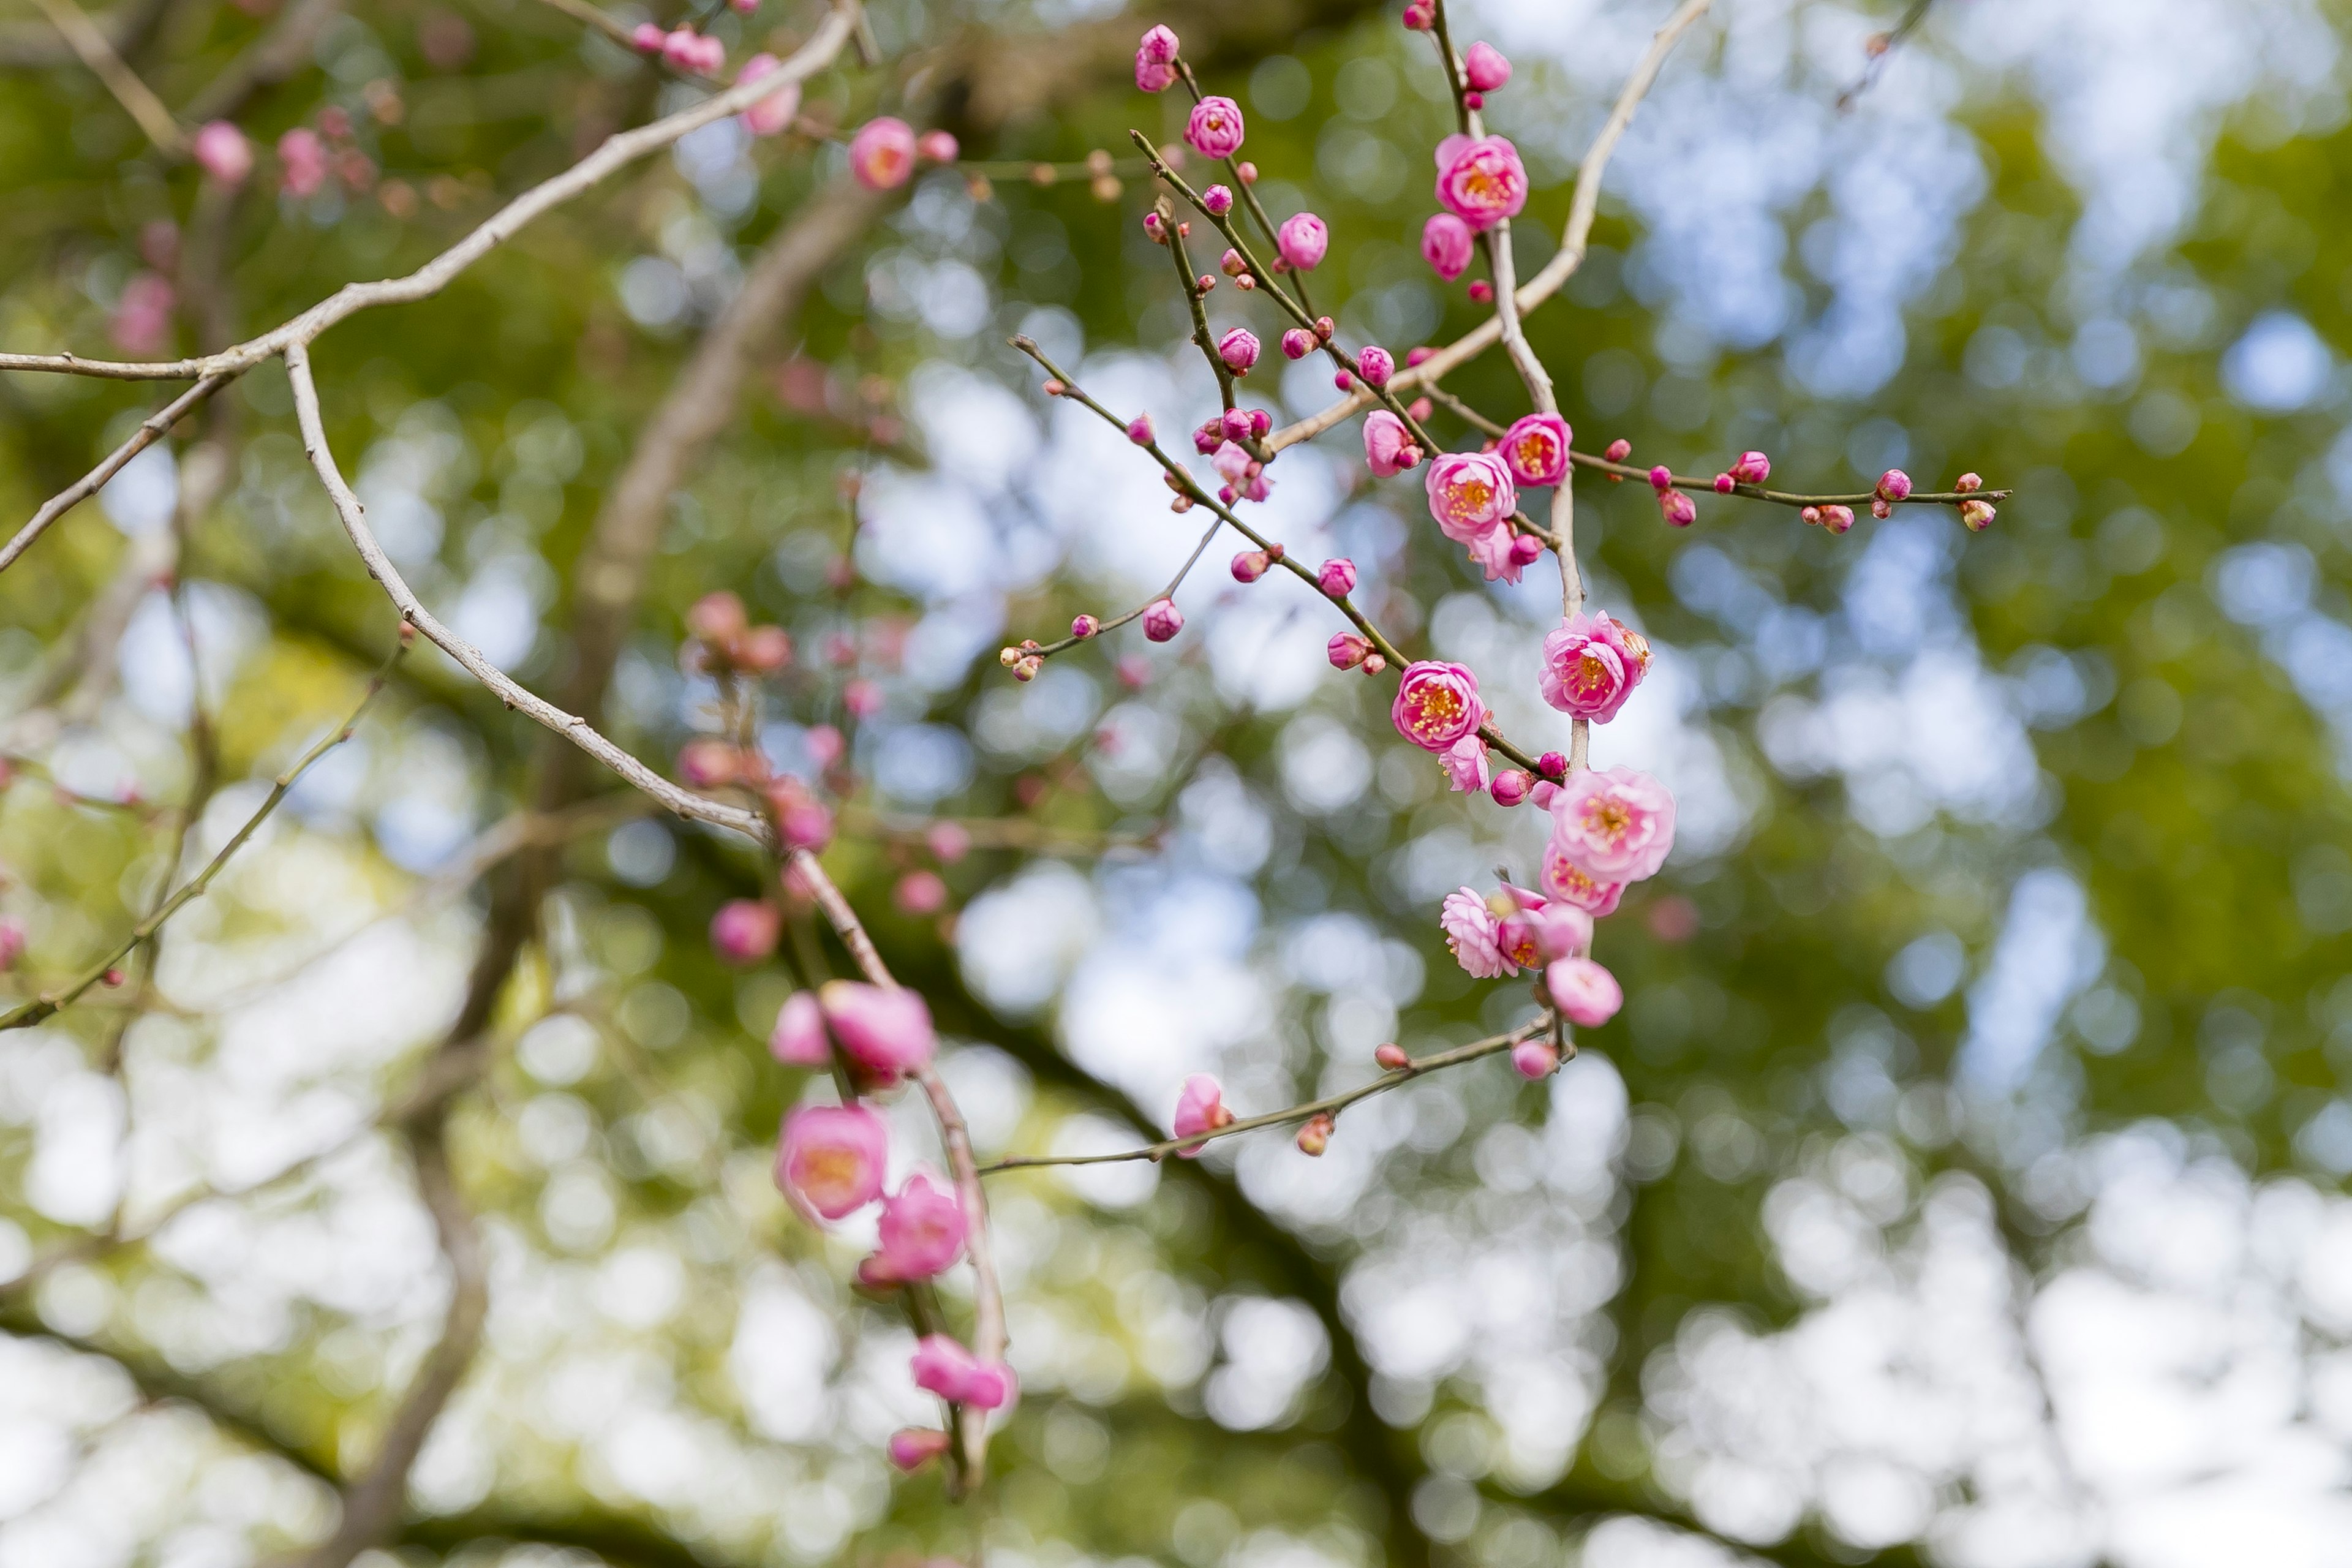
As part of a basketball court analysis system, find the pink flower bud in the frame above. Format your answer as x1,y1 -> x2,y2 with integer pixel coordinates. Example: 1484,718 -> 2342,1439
1713,473 -> 1734,494
1328,632 -> 1371,669
1402,2 -> 1433,29
193,121 -> 252,186
1605,438 -> 1632,463
894,870 -> 948,915
1277,211 -> 1328,271
1468,280 -> 1493,303
1955,472 -> 1983,492
1463,41 -> 1512,92
1071,613 -> 1100,639
1875,469 -> 1913,503
1143,211 -> 1167,241
1537,750 -> 1568,780
1491,769 -> 1531,807
770,990 -> 828,1065
777,1104 -> 889,1221
687,590 -> 747,645
804,724 -> 846,767
1363,410 -> 1422,477
1333,371 -> 1353,391
1374,1042 -> 1411,1071
1820,503 -> 1855,534
1231,550 -> 1271,582
1730,450 -> 1770,484
661,26 -> 700,67
1659,489 -> 1697,527
678,738 -> 743,789
889,1429 -> 952,1471
1144,598 -> 1183,641
1317,558 -> 1357,597
1277,328 -> 1314,360
1509,533 -> 1544,565
1546,957 -> 1624,1027
928,821 -> 972,863
1422,212 -> 1474,281
1137,23 -> 1180,64
1248,408 -> 1272,438
631,21 -> 664,50
910,1334 -> 1014,1409
1137,55 -> 1178,92
1801,506 -> 1822,527
1647,466 -> 1672,491
1217,247 -> 1246,279
1237,161 -> 1257,184
1357,345 -> 1394,388
1186,96 -> 1245,159
1961,499 -> 1996,532
0,918 -> 24,973
862,1174 -> 968,1285
711,899 -> 780,964
818,980 -> 936,1084
916,129 -> 959,164
1409,396 -> 1433,422
1203,183 -> 1234,215
1296,1112 -> 1333,1156
1362,652 -> 1387,675
850,116 -> 918,191
277,127 -> 328,197
1192,418 -> 1223,455
1125,413 -> 1153,446
1463,89 -> 1485,111
1511,1041 -> 1560,1079
1218,328 -> 1260,374
738,625 -> 792,671
1871,498 -> 1893,519
1171,1073 -> 1234,1154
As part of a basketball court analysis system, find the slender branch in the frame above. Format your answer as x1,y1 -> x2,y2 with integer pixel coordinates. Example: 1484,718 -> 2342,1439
28,0 -> 185,154
1161,200 -> 1238,413
986,1012 -> 1553,1171
0,374 -> 229,571
181,0 -> 345,124
0,639 -> 404,1031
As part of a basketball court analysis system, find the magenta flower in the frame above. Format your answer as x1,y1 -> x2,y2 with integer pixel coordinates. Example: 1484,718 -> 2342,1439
1125,413 -> 1153,445
1434,135 -> 1528,232
777,1104 -> 889,1221
631,21 -> 664,50
1282,328 -> 1314,360
1317,558 -> 1357,597
1218,328 -> 1261,374
1144,598 -> 1183,641
1137,23 -> 1180,63
850,116 -> 918,190
1512,1041 -> 1560,1079
1454,519 -> 1521,586
770,991 -> 828,1066
1500,412 -> 1570,486
1548,766 -> 1676,883
1546,957 -> 1624,1027
278,128 -> 328,197
911,1335 -> 1016,1409
1421,212 -> 1475,281
1391,660 -> 1485,752
1539,611 -> 1650,722
1876,469 -> 1913,503
737,53 -> 800,137
889,1428 -> 952,1471
711,899 -> 780,965
818,980 -> 935,1084
1440,888 -> 1511,978
1211,440 -> 1254,486
1363,410 -> 1422,477
1490,769 -> 1531,807
1186,96 -> 1245,159
1328,632 -> 1371,669
1171,1073 -> 1233,1155
1357,345 -> 1394,388
193,121 -> 252,186
1277,212 -> 1328,271
861,1171 -> 967,1284
1539,842 -> 1624,918
1463,40 -> 1512,92
1730,450 -> 1771,484
1424,450 -> 1517,540
1441,734 -> 1491,794
1496,900 -> 1593,971
1658,489 -> 1697,527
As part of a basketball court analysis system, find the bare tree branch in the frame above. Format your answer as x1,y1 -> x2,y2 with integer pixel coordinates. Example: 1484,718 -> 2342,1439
28,0 -> 186,154
0,374 -> 230,573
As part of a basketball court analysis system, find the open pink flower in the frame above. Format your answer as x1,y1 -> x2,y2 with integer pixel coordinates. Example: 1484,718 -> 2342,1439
1434,135 -> 1527,232
1391,661 -> 1485,752
1539,612 -> 1650,722
1364,410 -> 1422,477
1186,96 -> 1245,159
1425,450 -> 1516,541
818,979 -> 935,1084
911,1335 -> 1016,1409
1496,901 -> 1593,970
1500,412 -> 1570,486
1422,212 -> 1475,281
736,54 -> 801,137
1548,766 -> 1676,883
1461,520 -> 1525,584
889,1428 -> 952,1471
1277,212 -> 1328,271
1441,887 -> 1511,978
1540,842 -> 1625,918
1171,1073 -> 1233,1155
770,990 -> 828,1065
850,116 -> 917,190
777,1104 -> 889,1221
193,121 -> 252,185
860,1171 -> 967,1284
1546,957 -> 1623,1027
1441,734 -> 1491,793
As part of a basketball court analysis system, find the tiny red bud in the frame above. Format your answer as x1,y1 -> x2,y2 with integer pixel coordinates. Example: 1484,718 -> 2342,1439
1374,1042 -> 1411,1071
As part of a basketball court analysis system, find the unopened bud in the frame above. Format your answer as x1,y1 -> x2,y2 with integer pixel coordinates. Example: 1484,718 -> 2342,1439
1875,469 -> 1913,503
1713,473 -> 1734,494
1360,651 -> 1387,676
1231,549 -> 1271,582
1203,184 -> 1234,215
1871,498 -> 1893,519
1237,161 -> 1257,184
1296,1112 -> 1334,1156
1013,655 -> 1043,681
1042,379 -> 1065,397
1954,472 -> 1983,492
1314,316 -> 1335,342
1071,614 -> 1100,639
1819,503 -> 1855,535
1648,466 -> 1672,492
1960,498 -> 1997,532
1604,438 -> 1632,463
1510,1041 -> 1560,1080
1374,1042 -> 1411,1071
1537,751 -> 1567,780
1468,280 -> 1493,303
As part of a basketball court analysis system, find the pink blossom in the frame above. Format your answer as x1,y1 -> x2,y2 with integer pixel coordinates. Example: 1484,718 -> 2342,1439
1961,499 -> 1996,532
1820,503 -> 1856,534
819,980 -> 936,1085
1328,633 -> 1371,669
1136,52 -> 1177,91
1511,1041 -> 1559,1079
110,273 -> 175,356
1499,412 -> 1570,486
1125,413 -> 1153,445
1440,887 -> 1511,978
1277,212 -> 1327,271
1421,212 -> 1475,281
1546,957 -> 1624,1027
1137,23 -> 1180,63
1363,410 -> 1422,477
1357,345 -> 1394,388
711,899 -> 780,964
843,679 -> 883,719
631,21 -> 664,50
277,128 -> 328,197
927,821 -> 973,863
1490,769 -> 1531,807
1730,450 -> 1770,484
736,54 -> 801,137
850,117 -> 918,190
1495,901 -> 1593,970
895,870 -> 948,915
1218,328 -> 1260,374
1463,40 -> 1512,92
1462,521 -> 1526,585
777,796 -> 834,852
1071,613 -> 1101,639
1282,328 -> 1314,360
770,990 -> 829,1065
1875,469 -> 1913,503
192,121 -> 252,185
1441,734 -> 1491,793
910,1335 -> 1015,1409
1539,611 -> 1649,722
889,1429 -> 952,1471
1434,135 -> 1527,232
917,129 -> 959,164
777,1104 -> 889,1221
1211,440 -> 1254,486
1231,549 -> 1271,582
1548,766 -> 1675,883
661,27 -> 703,70
861,1172 -> 967,1284
1171,1073 -> 1232,1155
1539,842 -> 1624,918
1185,96 -> 1245,159
1425,450 -> 1516,540
1144,598 -> 1183,641
805,723 -> 846,767
1391,660 -> 1485,752
1203,183 -> 1234,214
1317,558 -> 1357,597
1658,489 -> 1697,527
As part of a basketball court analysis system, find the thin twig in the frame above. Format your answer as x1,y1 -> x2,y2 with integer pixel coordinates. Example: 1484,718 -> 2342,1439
29,0 -> 185,155
0,374 -> 229,571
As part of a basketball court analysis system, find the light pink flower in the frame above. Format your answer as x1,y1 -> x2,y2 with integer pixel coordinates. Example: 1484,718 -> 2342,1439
777,1104 -> 889,1221
711,899 -> 780,965
631,21 -> 664,50
1425,450 -> 1516,541
895,870 -> 948,915
917,129 -> 959,164
1495,901 -> 1593,969
910,1335 -> 1016,1409
1546,957 -> 1623,1027
1548,766 -> 1675,883
927,821 -> 971,863
1490,769 -> 1531,807
861,1172 -> 967,1284
1421,212 -> 1475,281
1356,345 -> 1394,388
770,991 -> 828,1065
1391,660 -> 1485,752
1218,328 -> 1260,374
1441,734 -> 1491,793
277,128 -> 328,197
814,980 -> 935,1084
1144,598 -> 1183,641
1539,612 -> 1649,722
1276,212 -> 1327,270
1434,135 -> 1527,232
1499,412 -> 1570,486
889,1428 -> 952,1471
1186,95 -> 1245,159
192,121 -> 252,185
805,723 -> 846,767
1461,519 -> 1525,584
1282,327 -> 1314,360
1137,23 -> 1180,63
1463,41 -> 1512,92
850,117 -> 917,190
1363,410 -> 1422,477
1539,842 -> 1624,918
1171,1073 -> 1232,1155
1211,440 -> 1254,485
736,54 -> 801,137
1440,887 -> 1512,978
